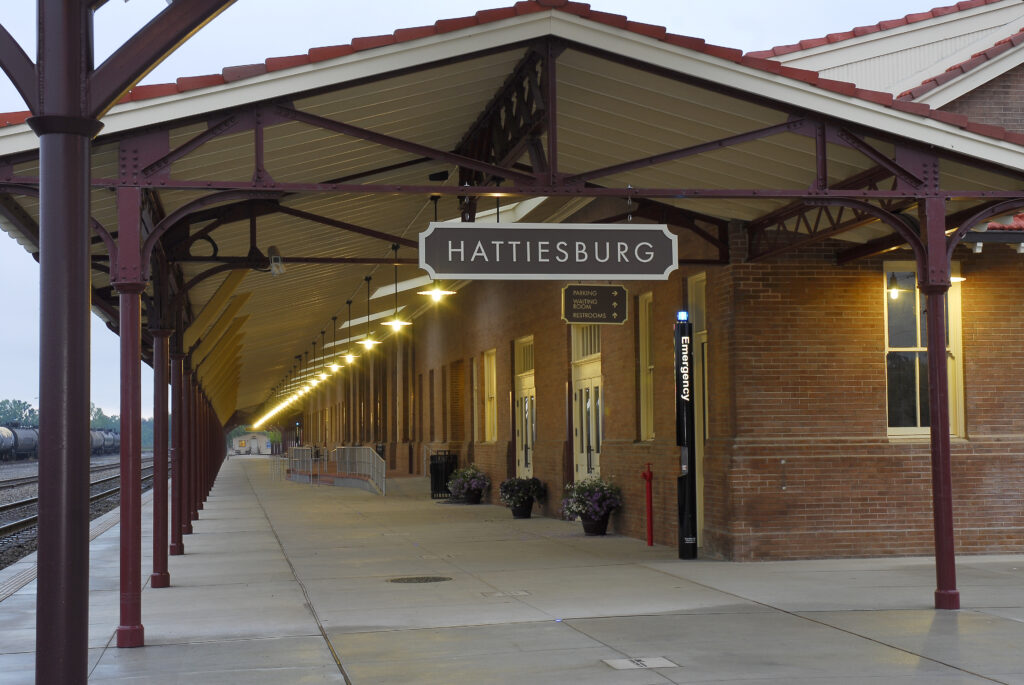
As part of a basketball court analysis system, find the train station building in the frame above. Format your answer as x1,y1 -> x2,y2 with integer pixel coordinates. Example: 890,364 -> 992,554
2,0 -> 1024,680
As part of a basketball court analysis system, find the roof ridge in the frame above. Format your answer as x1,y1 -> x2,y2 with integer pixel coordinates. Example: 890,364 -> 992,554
898,24 -> 1024,99
747,0 -> 1008,59
3,0 -> 1024,150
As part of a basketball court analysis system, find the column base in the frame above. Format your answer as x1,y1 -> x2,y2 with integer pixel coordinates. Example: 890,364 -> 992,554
197,502 -> 204,510
182,523 -> 193,535
116,624 -> 145,648
169,542 -> 184,555
935,589 -> 960,610
150,572 -> 170,588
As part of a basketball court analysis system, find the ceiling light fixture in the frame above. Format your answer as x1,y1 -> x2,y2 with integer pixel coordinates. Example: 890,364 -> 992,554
418,195 -> 455,302
383,243 -> 412,330
329,316 -> 341,372
319,330 -> 329,380
344,299 -> 359,364
360,275 -> 380,349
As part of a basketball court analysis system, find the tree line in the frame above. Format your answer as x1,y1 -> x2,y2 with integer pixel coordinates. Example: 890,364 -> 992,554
1,399 -> 155,448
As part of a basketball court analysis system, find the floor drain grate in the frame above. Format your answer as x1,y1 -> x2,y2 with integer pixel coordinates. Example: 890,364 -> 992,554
388,576 -> 452,583
603,657 -> 679,670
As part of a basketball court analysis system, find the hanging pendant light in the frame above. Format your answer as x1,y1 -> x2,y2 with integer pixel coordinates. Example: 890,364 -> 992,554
418,195 -> 455,302
329,316 -> 341,372
309,343 -> 320,386
384,243 -> 411,330
343,299 -> 360,364
319,330 -> 329,380
360,275 -> 380,348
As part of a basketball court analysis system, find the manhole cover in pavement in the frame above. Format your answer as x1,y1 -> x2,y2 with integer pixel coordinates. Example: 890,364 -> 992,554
388,576 -> 452,583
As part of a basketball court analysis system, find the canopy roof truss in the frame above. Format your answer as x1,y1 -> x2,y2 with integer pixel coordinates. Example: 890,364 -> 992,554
3,13 -> 1024,417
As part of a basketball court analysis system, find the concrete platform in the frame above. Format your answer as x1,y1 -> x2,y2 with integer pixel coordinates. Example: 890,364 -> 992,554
2,455 -> 1024,683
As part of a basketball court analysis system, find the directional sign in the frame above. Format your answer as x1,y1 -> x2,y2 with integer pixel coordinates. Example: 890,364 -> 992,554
419,223 -> 678,280
561,284 -> 628,325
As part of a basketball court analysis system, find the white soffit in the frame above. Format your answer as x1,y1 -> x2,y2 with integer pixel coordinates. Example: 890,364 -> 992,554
914,42 -> 1024,107
0,8 -> 1022,175
766,0 -> 1024,93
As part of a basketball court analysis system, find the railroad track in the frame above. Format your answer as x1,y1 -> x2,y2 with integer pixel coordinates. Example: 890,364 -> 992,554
0,459 -> 154,491
0,465 -> 156,539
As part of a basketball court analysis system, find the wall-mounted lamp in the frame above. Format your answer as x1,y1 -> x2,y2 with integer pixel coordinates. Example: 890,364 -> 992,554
887,274 -> 901,300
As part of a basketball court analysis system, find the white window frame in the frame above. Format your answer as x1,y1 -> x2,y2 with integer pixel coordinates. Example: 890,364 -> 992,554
883,260 -> 964,437
483,349 -> 497,442
638,292 -> 655,441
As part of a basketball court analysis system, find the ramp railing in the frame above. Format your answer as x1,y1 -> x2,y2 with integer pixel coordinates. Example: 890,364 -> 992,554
328,446 -> 386,495
287,446 -> 317,484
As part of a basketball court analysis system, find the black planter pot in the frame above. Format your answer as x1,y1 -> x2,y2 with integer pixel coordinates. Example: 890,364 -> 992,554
581,514 -> 610,536
510,498 -> 534,519
464,489 -> 483,505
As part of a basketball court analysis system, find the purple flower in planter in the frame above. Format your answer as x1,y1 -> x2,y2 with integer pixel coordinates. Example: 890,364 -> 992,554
561,477 -> 623,520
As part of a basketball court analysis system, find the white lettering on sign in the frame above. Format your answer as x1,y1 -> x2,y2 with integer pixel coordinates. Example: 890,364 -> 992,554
678,335 -> 691,402
445,239 -> 663,267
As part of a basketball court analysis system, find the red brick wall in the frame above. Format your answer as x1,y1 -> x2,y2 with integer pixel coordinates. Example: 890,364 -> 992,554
305,226 -> 1024,561
698,235 -> 1024,560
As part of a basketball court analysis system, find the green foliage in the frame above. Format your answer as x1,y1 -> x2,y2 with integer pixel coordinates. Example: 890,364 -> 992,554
140,417 -> 154,450
0,398 -> 38,426
89,403 -> 119,431
447,465 -> 490,498
498,477 -> 546,507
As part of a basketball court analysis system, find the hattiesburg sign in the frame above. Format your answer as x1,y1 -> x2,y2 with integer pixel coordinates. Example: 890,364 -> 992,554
419,222 -> 678,280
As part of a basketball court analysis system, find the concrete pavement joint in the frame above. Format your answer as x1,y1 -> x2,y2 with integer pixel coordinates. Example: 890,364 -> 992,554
243,462 -> 354,685
641,562 -> 1010,684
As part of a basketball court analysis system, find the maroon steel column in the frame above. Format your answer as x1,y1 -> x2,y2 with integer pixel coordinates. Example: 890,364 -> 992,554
920,196 -> 960,610
151,330 -> 171,587
169,352 -> 185,554
182,368 -> 194,534
29,116 -> 100,683
27,3 -> 103,678
190,382 -> 200,519
113,185 -> 145,647
114,281 -> 145,647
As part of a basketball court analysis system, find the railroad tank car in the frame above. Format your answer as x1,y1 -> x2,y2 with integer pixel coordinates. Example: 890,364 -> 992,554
0,426 -> 15,460
90,430 -> 105,454
10,427 -> 39,460
102,430 -> 117,453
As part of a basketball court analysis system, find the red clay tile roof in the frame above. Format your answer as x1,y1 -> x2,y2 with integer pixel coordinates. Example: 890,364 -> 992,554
4,0 -> 1024,149
898,25 -> 1024,99
987,213 -> 1024,229
747,0 -> 1008,58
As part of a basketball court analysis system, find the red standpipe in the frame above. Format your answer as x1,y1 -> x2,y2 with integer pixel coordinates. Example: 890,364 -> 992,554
642,463 -> 654,546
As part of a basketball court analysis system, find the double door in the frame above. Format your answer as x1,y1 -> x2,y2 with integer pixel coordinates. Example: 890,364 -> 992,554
515,372 -> 536,477
572,359 -> 602,478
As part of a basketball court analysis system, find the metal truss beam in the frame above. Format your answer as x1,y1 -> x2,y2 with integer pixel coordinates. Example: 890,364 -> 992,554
0,23 -> 37,112
746,167 -> 913,261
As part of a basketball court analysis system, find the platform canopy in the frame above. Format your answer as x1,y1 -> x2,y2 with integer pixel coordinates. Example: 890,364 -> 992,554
2,0 -> 1024,424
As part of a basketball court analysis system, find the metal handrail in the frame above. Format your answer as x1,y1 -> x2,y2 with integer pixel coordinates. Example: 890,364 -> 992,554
328,446 -> 386,495
287,446 -> 317,485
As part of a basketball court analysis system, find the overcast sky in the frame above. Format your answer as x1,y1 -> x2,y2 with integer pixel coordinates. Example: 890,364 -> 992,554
0,0 -> 940,417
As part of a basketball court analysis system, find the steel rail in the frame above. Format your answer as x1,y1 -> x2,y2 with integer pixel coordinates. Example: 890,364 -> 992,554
0,471 -> 155,538
0,459 -> 155,492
